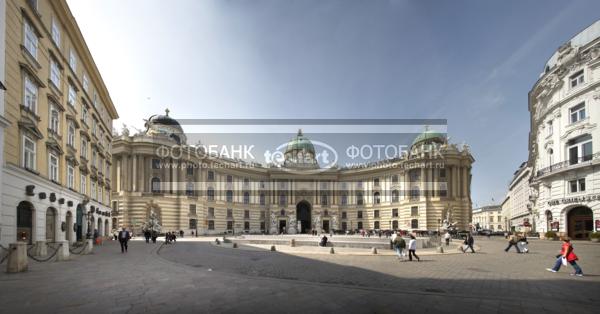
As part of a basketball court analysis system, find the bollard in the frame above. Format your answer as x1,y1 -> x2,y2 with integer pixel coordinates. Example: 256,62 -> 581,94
437,246 -> 444,254
330,247 -> 335,254
56,241 -> 70,261
371,247 -> 378,255
270,245 -> 276,251
83,239 -> 94,254
290,239 -> 296,247
7,242 -> 28,273
35,240 -> 47,257
232,243 -> 238,248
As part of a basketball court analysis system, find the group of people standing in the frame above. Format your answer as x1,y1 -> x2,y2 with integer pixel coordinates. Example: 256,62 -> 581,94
143,230 -> 159,244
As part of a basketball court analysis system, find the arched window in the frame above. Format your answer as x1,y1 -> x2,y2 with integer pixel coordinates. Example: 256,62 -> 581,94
226,190 -> 233,202
259,193 -> 266,205
410,187 -> 420,199
356,192 -> 364,205
392,190 -> 399,203
151,177 -> 161,193
411,219 -> 419,229
17,201 -> 34,244
186,182 -> 194,196
207,187 -> 215,201
46,207 -> 57,242
244,192 -> 250,204
374,192 -> 381,204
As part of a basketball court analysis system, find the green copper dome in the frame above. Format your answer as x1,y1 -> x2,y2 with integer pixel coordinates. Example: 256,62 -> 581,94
286,129 -> 315,154
412,128 -> 446,146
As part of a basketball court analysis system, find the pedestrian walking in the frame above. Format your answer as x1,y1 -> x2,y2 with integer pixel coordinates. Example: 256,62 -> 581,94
118,227 -> 130,253
408,234 -> 420,262
151,231 -> 158,243
517,234 -> 529,253
180,230 -> 184,238
462,234 -> 475,253
144,230 -> 151,243
546,237 -> 583,276
393,232 -> 406,261
504,233 -> 521,253
444,232 -> 451,246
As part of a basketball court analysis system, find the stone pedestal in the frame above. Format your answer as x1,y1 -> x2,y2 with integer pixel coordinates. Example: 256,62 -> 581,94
83,239 -> 93,254
7,242 -> 28,273
35,241 -> 47,256
56,241 -> 70,261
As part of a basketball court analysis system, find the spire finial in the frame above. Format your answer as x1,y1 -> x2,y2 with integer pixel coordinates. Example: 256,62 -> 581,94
165,108 -> 170,116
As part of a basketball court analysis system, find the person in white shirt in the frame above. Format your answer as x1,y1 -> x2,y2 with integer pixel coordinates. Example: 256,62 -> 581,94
444,232 -> 451,246
408,234 -> 420,262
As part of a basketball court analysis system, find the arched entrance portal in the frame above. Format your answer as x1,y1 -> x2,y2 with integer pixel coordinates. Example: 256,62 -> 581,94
46,207 -> 57,242
296,201 -> 311,233
568,206 -> 593,239
17,201 -> 34,244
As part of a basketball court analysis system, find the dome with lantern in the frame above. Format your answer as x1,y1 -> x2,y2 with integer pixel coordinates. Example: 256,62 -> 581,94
284,129 -> 318,168
144,108 -> 187,145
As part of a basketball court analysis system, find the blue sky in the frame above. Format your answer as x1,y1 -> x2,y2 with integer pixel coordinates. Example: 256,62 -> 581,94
67,0 -> 600,206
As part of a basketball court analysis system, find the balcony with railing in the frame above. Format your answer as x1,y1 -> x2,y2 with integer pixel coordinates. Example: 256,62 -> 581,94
536,153 -> 600,178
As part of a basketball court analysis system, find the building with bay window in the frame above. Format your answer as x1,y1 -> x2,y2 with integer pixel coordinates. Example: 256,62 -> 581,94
0,0 -> 119,248
529,20 -> 600,239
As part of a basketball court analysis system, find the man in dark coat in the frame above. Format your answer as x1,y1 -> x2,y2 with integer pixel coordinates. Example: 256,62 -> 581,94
118,227 -> 130,253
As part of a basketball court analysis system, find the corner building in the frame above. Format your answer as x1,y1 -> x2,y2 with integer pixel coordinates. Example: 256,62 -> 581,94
1,0 -> 119,247
113,113 -> 474,235
529,20 -> 600,239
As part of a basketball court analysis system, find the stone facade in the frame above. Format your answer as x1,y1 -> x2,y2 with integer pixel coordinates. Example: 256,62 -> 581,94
0,0 -> 119,247
529,20 -> 600,239
113,113 -> 475,235
503,162 -> 534,232
471,205 -> 504,232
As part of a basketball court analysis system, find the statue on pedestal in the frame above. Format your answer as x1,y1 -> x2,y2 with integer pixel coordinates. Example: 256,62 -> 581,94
288,216 -> 297,234
269,211 -> 278,234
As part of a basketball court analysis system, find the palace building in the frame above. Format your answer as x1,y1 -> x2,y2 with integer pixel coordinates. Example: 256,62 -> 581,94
529,20 -> 600,239
112,112 -> 475,235
0,0 -> 119,247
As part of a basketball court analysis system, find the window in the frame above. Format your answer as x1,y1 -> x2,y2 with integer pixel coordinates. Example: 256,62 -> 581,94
68,84 -> 76,106
227,209 -> 233,218
80,174 -> 86,194
151,159 -> 161,169
392,175 -> 398,184
69,50 -> 77,71
208,207 -> 214,217
51,18 -> 61,47
189,204 -> 196,215
570,70 -> 584,89
91,149 -> 97,167
24,75 -> 38,113
151,177 -> 161,193
98,186 -> 103,203
321,193 -> 328,205
227,221 -> 233,230
411,206 -> 419,216
439,169 -> 446,178
392,190 -> 399,202
67,165 -> 74,189
48,153 -> 58,182
91,181 -> 97,199
259,193 -> 265,205
357,221 -> 363,229
207,171 -> 214,181
22,135 -> 36,170
341,194 -> 348,205
392,208 -> 398,217
208,220 -> 215,230
411,219 -> 419,229
374,210 -> 380,218
244,178 -> 249,187
227,175 -> 233,183
342,222 -> 347,230
374,192 -> 381,204
547,120 -> 553,136
189,219 -> 197,229
243,192 -> 250,204
207,188 -> 214,201
489,216 -> 494,223
374,221 -> 380,229
260,180 -> 265,188
409,169 -> 420,182
93,92 -> 98,107
49,104 -> 60,133
279,193 -> 286,205
260,221 -> 266,231
80,138 -> 88,159
24,20 -> 38,58
82,73 -> 89,91
356,192 -> 364,205
82,106 -> 88,125
244,221 -> 250,231
342,211 -> 347,219
374,178 -> 380,186
226,190 -> 233,202
569,103 -> 586,124
569,179 -> 586,193
186,182 -> 194,196
357,211 -> 363,219
568,135 -> 592,165
67,122 -> 75,146
92,119 -> 97,136
244,210 -> 250,219
186,166 -> 194,176
410,187 -> 420,199
50,59 -> 61,87
392,220 -> 398,229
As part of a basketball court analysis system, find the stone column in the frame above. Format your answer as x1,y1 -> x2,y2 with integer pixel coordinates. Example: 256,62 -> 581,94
132,155 -> 137,192
139,156 -> 146,193
452,166 -> 458,198
462,167 -> 468,198
116,157 -> 122,192
166,158 -> 171,193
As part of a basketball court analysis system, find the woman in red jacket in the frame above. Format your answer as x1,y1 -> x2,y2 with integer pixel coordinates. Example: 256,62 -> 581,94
546,237 -> 583,276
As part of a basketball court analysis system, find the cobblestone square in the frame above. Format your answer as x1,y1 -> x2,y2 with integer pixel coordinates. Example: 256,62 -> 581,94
1,237 -> 599,313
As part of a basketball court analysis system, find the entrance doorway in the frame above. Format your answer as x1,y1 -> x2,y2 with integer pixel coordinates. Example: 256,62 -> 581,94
76,204 -> 84,241
296,200 -> 311,233
322,220 -> 330,233
279,220 -> 287,234
46,207 -> 57,242
568,206 -> 593,239
17,201 -> 34,244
